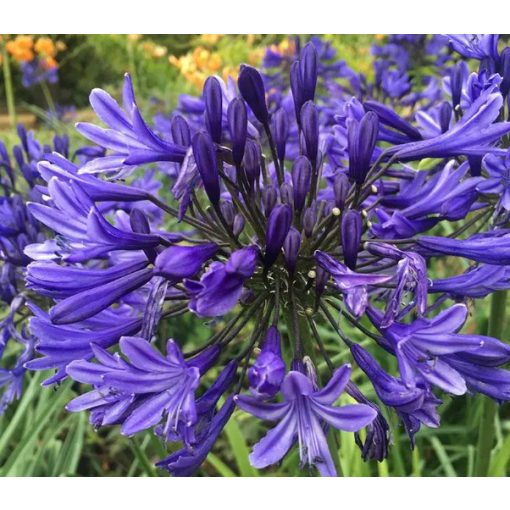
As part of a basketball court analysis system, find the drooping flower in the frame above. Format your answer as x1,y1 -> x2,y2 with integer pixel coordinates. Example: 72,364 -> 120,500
235,365 -> 376,476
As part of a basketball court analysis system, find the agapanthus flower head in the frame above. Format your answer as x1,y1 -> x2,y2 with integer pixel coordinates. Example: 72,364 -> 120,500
15,34 -> 510,477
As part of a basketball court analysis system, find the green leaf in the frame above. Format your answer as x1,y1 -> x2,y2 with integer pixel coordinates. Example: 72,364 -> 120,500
206,453 -> 236,477
0,379 -> 73,476
417,158 -> 443,171
224,411 -> 259,477
429,437 -> 457,477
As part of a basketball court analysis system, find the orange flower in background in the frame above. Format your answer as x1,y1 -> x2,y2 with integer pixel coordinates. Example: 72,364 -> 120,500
6,35 -> 34,62
248,47 -> 264,66
270,38 -> 297,58
34,37 -> 56,58
170,45 -> 225,89
41,56 -> 58,70
201,34 -> 222,45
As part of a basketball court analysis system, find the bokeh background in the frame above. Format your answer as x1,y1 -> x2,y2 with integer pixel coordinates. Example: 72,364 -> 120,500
0,34 -> 509,477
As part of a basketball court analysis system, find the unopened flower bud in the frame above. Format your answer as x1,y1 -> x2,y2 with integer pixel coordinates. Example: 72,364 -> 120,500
238,64 -> 269,125
341,209 -> 362,269
204,77 -> 223,144
264,204 -> 292,267
292,156 -> 312,212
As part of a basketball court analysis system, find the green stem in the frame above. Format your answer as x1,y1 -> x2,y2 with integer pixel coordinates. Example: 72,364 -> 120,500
475,290 -> 507,476
2,45 -> 17,127
40,80 -> 57,119
129,437 -> 157,477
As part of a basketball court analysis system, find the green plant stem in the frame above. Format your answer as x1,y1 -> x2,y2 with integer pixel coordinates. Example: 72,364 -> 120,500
2,46 -> 17,127
40,80 -> 57,119
475,290 -> 508,476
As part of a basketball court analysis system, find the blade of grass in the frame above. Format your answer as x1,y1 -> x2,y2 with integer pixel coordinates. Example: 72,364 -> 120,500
224,412 -> 259,477
0,372 -> 45,460
429,437 -> 457,477
206,453 -> 236,477
1,379 -> 73,476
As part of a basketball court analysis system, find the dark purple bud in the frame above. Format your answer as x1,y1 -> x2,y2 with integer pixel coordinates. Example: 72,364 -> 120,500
262,186 -> 277,217
438,102 -> 452,134
292,155 -> 312,212
227,97 -> 248,166
129,208 -> 151,234
303,203 -> 317,237
204,77 -> 223,144
468,155 -> 483,177
500,47 -> 510,97
333,173 -> 350,210
271,108 -> 288,162
341,210 -> 362,269
233,213 -> 245,237
243,139 -> 261,187
171,115 -> 191,146
220,201 -> 235,226
290,61 -> 304,125
300,101 -> 319,166
300,42 -> 318,102
283,227 -> 301,274
450,62 -> 464,110
130,209 -> 157,261
192,131 -> 220,206
264,204 -> 292,267
280,182 -> 294,209
347,112 -> 379,186
315,266 -> 329,297
248,326 -> 285,399
237,64 -> 269,125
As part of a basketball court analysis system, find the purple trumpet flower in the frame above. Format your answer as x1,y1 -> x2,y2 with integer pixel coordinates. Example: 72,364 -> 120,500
366,304 -> 510,397
156,397 -> 235,476
365,242 -> 428,326
66,336 -> 218,437
351,344 -> 441,445
446,34 -> 499,62
235,365 -> 376,476
418,229 -> 510,265
431,264 -> 510,298
390,90 -> 510,160
76,74 -> 186,175
248,326 -> 285,399
25,303 -> 142,384
477,149 -> 510,210
187,246 -> 258,317
315,251 -> 392,317
154,243 -> 218,282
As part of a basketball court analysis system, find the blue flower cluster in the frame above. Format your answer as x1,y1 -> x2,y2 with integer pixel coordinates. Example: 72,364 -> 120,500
4,34 -> 510,477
